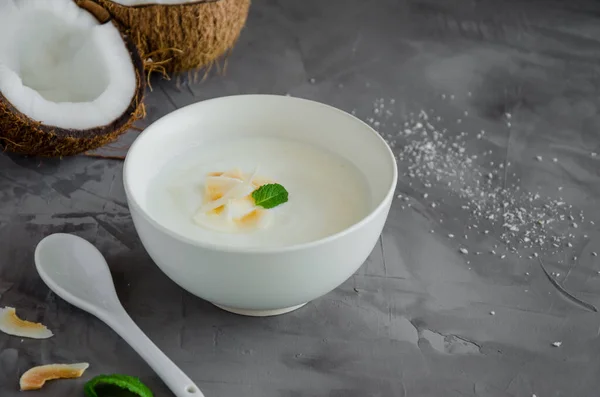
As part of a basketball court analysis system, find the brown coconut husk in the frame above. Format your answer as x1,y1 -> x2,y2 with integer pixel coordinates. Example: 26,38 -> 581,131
93,0 -> 251,76
0,0 -> 146,157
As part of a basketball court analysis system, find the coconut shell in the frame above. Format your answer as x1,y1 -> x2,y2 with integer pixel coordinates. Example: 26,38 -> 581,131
0,12 -> 146,157
93,0 -> 251,75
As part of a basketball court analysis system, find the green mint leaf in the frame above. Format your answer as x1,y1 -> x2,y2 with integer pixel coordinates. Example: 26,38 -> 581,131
251,183 -> 289,209
84,374 -> 153,397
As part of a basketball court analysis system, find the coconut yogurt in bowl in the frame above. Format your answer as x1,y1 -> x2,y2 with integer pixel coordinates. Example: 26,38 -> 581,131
124,95 -> 397,316
146,136 -> 371,248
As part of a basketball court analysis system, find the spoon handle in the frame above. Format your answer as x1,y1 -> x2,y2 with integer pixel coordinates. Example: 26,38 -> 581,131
103,310 -> 204,397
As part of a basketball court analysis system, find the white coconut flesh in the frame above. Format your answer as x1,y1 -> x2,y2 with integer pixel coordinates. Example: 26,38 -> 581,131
0,0 -> 137,131
107,0 -> 210,6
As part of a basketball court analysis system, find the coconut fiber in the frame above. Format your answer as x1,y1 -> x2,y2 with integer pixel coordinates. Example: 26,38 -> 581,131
94,0 -> 251,75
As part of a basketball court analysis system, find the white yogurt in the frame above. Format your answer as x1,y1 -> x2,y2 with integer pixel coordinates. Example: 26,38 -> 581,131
145,136 -> 371,248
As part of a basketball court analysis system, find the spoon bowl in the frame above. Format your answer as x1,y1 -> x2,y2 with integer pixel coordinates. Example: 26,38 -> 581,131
35,233 -> 121,316
35,233 -> 204,397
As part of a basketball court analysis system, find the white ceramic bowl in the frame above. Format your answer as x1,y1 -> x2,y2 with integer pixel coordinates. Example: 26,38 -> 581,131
123,95 -> 397,316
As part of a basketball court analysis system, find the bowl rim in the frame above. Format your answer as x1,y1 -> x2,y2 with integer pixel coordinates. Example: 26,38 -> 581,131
123,94 -> 398,254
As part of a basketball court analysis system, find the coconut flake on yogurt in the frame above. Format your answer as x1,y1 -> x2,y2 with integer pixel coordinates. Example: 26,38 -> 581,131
193,168 -> 274,233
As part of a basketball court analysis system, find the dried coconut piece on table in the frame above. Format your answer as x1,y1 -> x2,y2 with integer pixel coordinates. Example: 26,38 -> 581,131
20,363 -> 89,391
0,307 -> 53,339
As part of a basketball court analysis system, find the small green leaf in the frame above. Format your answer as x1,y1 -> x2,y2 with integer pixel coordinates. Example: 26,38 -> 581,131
251,183 -> 289,209
84,374 -> 153,397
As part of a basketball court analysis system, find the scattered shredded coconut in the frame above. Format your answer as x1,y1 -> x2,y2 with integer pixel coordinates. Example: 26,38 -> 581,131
552,341 -> 562,347
459,248 -> 469,255
369,101 -> 595,266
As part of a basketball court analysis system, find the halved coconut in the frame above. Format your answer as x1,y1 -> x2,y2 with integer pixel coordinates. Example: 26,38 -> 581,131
0,0 -> 145,157
93,0 -> 251,75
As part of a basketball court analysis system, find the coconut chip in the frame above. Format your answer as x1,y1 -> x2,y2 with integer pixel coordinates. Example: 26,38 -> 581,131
193,168 -> 273,232
0,307 -> 53,339
20,363 -> 89,391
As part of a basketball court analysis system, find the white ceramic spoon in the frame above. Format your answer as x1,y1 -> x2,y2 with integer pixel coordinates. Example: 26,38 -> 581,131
34,233 -> 204,397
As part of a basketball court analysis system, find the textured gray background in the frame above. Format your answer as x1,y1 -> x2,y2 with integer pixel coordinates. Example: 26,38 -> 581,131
2,0 -> 600,396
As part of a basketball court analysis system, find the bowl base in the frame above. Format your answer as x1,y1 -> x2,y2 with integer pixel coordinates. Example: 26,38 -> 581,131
213,302 -> 307,317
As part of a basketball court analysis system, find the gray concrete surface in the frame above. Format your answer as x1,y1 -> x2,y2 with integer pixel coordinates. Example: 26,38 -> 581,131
2,0 -> 600,396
